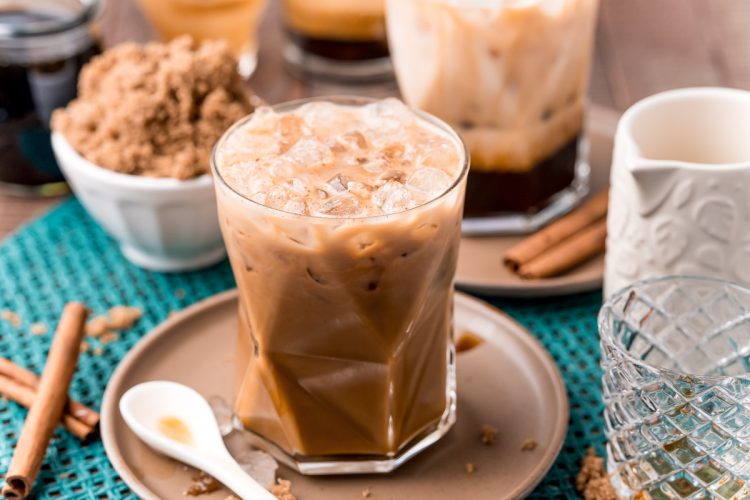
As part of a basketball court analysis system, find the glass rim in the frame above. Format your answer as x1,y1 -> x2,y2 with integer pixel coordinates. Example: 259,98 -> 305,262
0,0 -> 101,38
210,95 -> 470,223
598,275 -> 750,383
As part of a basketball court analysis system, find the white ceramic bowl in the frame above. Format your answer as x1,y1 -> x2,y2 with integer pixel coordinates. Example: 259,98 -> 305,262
51,132 -> 225,272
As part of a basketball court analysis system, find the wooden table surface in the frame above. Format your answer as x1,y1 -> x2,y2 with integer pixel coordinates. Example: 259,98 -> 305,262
2,0 -> 749,239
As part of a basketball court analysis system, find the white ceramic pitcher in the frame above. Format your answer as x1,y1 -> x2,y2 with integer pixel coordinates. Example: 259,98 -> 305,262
605,87 -> 750,298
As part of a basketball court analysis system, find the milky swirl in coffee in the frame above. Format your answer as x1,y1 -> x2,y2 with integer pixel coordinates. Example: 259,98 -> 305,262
213,98 -> 467,457
387,0 -> 598,172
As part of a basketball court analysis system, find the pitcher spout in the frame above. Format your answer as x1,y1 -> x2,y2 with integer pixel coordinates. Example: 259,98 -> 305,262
628,162 -> 680,216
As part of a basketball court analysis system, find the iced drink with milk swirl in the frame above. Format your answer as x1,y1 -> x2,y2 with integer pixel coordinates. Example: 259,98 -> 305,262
211,97 -> 468,473
387,0 -> 599,232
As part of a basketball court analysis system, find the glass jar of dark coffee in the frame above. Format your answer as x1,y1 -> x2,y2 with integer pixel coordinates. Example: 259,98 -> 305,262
281,0 -> 392,83
0,0 -> 100,196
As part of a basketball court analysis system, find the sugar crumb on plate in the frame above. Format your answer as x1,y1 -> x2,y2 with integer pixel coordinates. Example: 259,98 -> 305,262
465,462 -> 476,474
183,471 -> 220,496
271,478 -> 296,500
521,438 -> 537,451
480,424 -> 497,445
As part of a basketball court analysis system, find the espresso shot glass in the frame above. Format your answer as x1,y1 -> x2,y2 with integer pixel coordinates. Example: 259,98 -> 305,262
281,0 -> 393,83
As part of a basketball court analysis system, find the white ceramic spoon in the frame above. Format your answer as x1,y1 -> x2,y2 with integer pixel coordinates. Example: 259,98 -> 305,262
119,381 -> 275,500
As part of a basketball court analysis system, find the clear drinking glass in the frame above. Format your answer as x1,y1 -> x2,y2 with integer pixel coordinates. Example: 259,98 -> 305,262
211,97 -> 469,474
281,0 -> 392,82
386,0 -> 599,234
136,0 -> 267,77
600,276 -> 750,498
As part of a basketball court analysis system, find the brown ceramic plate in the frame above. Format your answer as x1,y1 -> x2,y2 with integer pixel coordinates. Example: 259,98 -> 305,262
101,290 -> 568,500
455,106 -> 620,297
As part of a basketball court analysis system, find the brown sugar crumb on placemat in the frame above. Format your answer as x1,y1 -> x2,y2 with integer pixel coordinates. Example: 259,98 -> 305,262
576,448 -> 617,500
1,310 -> 21,327
29,322 -> 49,335
107,306 -> 142,330
51,36 -> 254,180
480,424 -> 498,445
465,462 -> 476,475
271,478 -> 296,500
30,322 -> 48,335
84,306 -> 141,351
361,487 -> 372,498
100,332 -> 119,345
183,471 -> 221,496
85,316 -> 109,337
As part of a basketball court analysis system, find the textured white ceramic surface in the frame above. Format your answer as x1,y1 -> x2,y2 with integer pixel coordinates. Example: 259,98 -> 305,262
605,87 -> 750,298
51,132 -> 225,272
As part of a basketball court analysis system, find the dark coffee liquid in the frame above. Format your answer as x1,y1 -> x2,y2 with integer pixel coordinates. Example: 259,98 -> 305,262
288,30 -> 389,61
463,135 -> 579,216
0,9 -> 98,191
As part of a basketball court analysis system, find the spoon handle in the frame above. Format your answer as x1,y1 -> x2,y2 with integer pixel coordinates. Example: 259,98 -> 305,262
209,453 -> 276,500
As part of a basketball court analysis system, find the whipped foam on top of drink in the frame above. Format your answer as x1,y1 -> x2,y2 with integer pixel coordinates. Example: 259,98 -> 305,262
215,98 -> 464,217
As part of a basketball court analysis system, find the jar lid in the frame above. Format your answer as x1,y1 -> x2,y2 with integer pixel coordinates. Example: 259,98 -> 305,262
0,0 -> 101,38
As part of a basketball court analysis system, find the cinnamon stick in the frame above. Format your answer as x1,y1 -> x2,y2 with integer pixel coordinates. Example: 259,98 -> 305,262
0,357 -> 99,429
0,375 -> 93,440
518,220 -> 607,280
2,303 -> 88,500
504,190 -> 609,271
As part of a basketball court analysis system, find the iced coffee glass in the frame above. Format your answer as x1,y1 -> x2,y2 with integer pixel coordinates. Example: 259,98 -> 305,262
211,97 -> 468,474
137,0 -> 267,77
387,0 -> 599,234
281,0 -> 392,82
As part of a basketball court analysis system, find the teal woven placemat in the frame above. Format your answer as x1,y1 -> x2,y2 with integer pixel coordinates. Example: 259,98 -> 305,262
0,198 -> 604,499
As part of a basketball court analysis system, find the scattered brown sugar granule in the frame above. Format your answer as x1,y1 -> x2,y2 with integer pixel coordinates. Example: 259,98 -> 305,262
0,310 -> 21,328
100,331 -> 120,345
521,438 -> 537,452
582,478 -> 618,500
576,448 -> 617,500
183,471 -> 221,496
85,315 -> 110,337
480,424 -> 498,445
107,306 -> 142,330
362,487 -> 372,498
30,322 -> 48,335
92,346 -> 104,357
52,36 -> 254,179
465,462 -> 476,475
80,341 -> 90,353
271,478 -> 296,500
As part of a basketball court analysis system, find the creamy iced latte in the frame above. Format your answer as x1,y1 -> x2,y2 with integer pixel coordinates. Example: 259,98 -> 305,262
387,0 -> 599,230
212,98 -> 467,473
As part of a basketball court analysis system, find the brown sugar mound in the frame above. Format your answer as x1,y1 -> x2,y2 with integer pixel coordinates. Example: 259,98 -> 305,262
576,448 -> 618,500
52,36 -> 254,179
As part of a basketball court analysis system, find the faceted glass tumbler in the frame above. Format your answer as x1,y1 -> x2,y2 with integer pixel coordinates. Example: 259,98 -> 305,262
600,277 -> 750,499
211,97 -> 469,475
